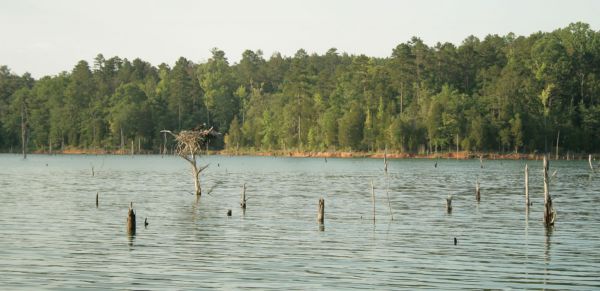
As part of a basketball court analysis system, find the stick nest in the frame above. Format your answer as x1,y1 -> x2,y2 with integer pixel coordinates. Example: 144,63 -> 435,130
163,127 -> 220,156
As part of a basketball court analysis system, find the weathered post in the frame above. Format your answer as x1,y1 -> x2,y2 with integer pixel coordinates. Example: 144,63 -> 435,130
317,198 -> 324,224
543,156 -> 556,227
589,154 -> 594,171
446,195 -> 452,213
127,202 -> 136,235
96,192 -> 99,208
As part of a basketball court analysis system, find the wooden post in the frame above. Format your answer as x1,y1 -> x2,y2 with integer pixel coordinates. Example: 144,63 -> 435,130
96,192 -> 99,208
479,155 -> 483,168
131,140 -> 134,156
475,178 -> 481,202
543,156 -> 555,226
371,180 -> 376,223
589,154 -> 594,171
525,164 -> 530,209
127,202 -> 136,235
446,195 -> 452,213
240,183 -> 247,209
317,198 -> 324,224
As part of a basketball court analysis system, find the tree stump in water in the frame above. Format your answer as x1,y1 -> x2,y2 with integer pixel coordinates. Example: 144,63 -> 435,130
475,179 -> 481,202
543,156 -> 556,227
96,192 -> 99,208
446,195 -> 452,213
127,202 -> 136,235
317,198 -> 325,224
525,164 -> 530,209
240,183 -> 247,209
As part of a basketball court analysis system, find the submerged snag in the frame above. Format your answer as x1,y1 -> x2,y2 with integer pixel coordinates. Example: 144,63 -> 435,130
446,195 -> 452,213
543,156 -> 556,227
127,202 -> 136,235
161,126 -> 220,197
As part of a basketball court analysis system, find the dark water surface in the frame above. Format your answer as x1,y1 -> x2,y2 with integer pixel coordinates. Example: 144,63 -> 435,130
1,154 -> 599,290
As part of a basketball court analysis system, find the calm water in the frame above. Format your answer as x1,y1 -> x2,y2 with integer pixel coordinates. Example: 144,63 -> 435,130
0,154 -> 599,290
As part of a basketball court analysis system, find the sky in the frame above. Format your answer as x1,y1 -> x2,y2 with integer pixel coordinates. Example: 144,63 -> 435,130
1,0 -> 599,78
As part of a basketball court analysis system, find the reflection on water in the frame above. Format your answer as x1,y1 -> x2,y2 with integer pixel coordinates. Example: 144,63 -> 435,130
0,154 -> 599,289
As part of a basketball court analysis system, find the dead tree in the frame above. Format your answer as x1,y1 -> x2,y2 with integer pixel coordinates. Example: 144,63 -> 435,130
161,126 -> 220,197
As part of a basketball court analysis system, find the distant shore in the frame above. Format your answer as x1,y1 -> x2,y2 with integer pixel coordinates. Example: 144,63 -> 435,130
17,148 -> 594,161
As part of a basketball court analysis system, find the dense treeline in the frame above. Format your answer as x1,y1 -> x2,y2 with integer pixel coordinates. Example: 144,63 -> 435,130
1,22 -> 600,154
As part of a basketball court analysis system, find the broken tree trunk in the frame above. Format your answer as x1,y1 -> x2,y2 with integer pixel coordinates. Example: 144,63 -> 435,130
446,195 -> 452,213
543,156 -> 556,227
127,202 -> 136,235
317,198 -> 324,224
589,154 -> 594,172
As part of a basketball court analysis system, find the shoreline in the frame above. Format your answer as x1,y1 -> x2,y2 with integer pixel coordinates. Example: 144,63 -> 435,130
14,148 -> 594,160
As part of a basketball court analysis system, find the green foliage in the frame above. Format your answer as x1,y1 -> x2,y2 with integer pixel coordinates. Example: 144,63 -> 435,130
1,23 -> 600,154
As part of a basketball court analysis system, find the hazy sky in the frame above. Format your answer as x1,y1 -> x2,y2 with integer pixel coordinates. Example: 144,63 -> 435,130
1,0 -> 599,78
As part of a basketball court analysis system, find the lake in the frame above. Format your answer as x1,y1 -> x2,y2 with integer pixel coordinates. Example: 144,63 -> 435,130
0,154 -> 599,289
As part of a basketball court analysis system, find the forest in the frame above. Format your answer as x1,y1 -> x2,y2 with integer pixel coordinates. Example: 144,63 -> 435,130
1,22 -> 599,154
